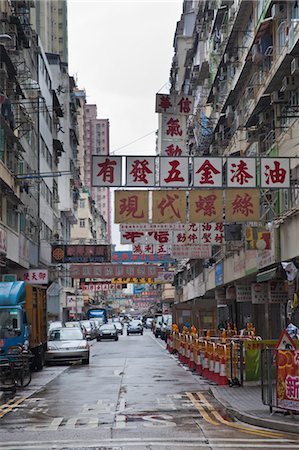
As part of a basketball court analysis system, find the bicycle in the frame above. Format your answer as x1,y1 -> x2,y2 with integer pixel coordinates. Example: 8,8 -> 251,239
7,345 -> 32,388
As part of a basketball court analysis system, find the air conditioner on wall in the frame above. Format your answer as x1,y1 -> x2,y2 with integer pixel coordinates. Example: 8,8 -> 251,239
271,91 -> 286,104
281,76 -> 297,92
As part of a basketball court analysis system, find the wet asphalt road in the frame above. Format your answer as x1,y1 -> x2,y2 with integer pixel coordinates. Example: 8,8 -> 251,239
0,328 -> 298,450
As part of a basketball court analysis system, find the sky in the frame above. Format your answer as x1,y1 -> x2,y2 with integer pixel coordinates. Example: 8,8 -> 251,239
68,0 -> 183,247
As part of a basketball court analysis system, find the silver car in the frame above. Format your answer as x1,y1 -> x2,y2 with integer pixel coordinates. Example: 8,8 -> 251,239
45,327 -> 90,365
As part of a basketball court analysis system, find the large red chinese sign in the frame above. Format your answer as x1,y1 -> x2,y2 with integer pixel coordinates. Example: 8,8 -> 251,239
155,94 -> 194,115
152,190 -> 186,223
277,350 -> 299,412
114,191 -> 149,223
92,156 -> 291,188
226,189 -> 260,222
189,190 -> 223,223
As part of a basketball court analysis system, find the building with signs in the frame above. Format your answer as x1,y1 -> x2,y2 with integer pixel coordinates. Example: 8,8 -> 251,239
166,0 -> 299,339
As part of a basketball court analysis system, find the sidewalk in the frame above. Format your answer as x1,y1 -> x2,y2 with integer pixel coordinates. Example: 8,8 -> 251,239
210,384 -> 299,434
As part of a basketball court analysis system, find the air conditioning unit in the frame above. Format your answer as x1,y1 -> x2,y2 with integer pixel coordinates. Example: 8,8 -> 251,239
271,91 -> 286,104
247,130 -> 258,142
258,112 -> 271,124
226,105 -> 234,118
291,57 -> 299,75
281,76 -> 297,92
252,43 -> 263,64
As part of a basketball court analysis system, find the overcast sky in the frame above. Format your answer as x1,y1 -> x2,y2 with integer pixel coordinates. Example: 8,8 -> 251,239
68,0 -> 183,247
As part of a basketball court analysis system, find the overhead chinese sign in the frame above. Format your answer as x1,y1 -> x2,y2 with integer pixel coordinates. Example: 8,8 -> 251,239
111,251 -> 175,263
132,244 -> 171,255
277,349 -> 299,412
226,189 -> 260,222
92,156 -> 122,186
152,190 -> 186,223
121,223 -> 224,246
111,277 -> 155,284
126,156 -> 156,187
170,245 -> 212,259
189,190 -> 223,223
70,264 -> 159,279
92,156 -> 290,188
51,245 -> 111,263
80,283 -> 123,291
155,94 -> 194,115
114,190 -> 148,223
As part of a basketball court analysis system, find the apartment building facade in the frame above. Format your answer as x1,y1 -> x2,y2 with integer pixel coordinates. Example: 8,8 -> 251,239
171,0 -> 299,338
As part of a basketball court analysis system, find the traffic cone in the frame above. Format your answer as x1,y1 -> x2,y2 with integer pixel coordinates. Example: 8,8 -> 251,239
202,351 -> 209,378
214,353 -> 220,384
185,339 -> 190,366
196,350 -> 202,375
208,352 -> 214,381
219,355 -> 228,385
189,344 -> 195,370
179,340 -> 183,362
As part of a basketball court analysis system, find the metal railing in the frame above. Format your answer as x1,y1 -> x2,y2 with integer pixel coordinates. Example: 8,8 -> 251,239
261,348 -> 277,413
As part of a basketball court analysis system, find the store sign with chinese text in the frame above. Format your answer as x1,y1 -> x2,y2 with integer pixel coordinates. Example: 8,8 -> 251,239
70,264 -> 159,279
93,157 -> 290,189
170,245 -> 212,259
155,94 -> 194,115
23,269 -> 48,284
111,251 -> 175,263
114,191 -> 149,223
111,277 -> 155,284
51,244 -> 111,263
251,283 -> 268,304
269,281 -> 288,303
277,350 -> 299,412
80,283 -> 123,291
132,244 -> 171,255
115,190 -> 260,224
236,285 -> 252,302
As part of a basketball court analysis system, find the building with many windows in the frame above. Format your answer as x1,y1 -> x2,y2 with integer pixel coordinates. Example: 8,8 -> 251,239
170,0 -> 299,339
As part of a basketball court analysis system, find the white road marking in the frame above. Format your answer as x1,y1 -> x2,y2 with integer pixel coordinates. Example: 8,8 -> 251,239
0,438 -> 299,449
64,417 -> 78,429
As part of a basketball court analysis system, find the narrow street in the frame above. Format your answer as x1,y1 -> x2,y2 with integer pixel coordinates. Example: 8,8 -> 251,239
0,329 -> 298,450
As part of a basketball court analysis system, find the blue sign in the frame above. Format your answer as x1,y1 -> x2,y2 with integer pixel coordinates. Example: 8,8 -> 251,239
112,251 -> 175,263
215,261 -> 223,286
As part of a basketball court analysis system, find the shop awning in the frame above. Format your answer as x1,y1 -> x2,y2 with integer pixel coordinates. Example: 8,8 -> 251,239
256,267 -> 277,283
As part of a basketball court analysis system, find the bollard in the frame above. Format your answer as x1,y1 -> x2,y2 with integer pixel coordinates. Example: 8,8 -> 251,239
208,351 -> 214,381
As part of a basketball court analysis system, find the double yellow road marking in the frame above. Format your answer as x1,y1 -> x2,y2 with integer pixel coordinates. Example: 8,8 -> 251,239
187,391 -> 288,439
0,396 -> 27,419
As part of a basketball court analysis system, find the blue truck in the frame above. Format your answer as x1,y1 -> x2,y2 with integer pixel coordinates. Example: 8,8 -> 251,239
0,281 -> 47,370
86,308 -> 107,324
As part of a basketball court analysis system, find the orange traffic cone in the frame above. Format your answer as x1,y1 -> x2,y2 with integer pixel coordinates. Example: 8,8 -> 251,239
208,352 -> 214,381
196,349 -> 202,375
202,351 -> 209,378
214,353 -> 220,384
219,355 -> 228,385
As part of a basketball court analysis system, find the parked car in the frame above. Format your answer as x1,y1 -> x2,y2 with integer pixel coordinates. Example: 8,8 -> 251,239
145,318 -> 153,329
65,321 -> 88,338
48,321 -> 63,334
160,315 -> 172,341
80,320 -> 97,340
153,315 -> 163,338
127,320 -> 143,336
97,324 -> 118,341
113,321 -> 123,335
45,327 -> 90,365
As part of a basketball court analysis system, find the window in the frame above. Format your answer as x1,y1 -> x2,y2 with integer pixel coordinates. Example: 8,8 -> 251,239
6,201 -> 19,232
79,199 -> 85,208
80,219 -> 85,228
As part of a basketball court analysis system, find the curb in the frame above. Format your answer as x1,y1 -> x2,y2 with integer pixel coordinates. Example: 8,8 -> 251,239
209,386 -> 299,435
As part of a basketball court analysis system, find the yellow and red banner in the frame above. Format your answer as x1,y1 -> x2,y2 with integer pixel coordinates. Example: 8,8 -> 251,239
152,190 -> 186,223
277,350 -> 299,412
189,189 -> 223,223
